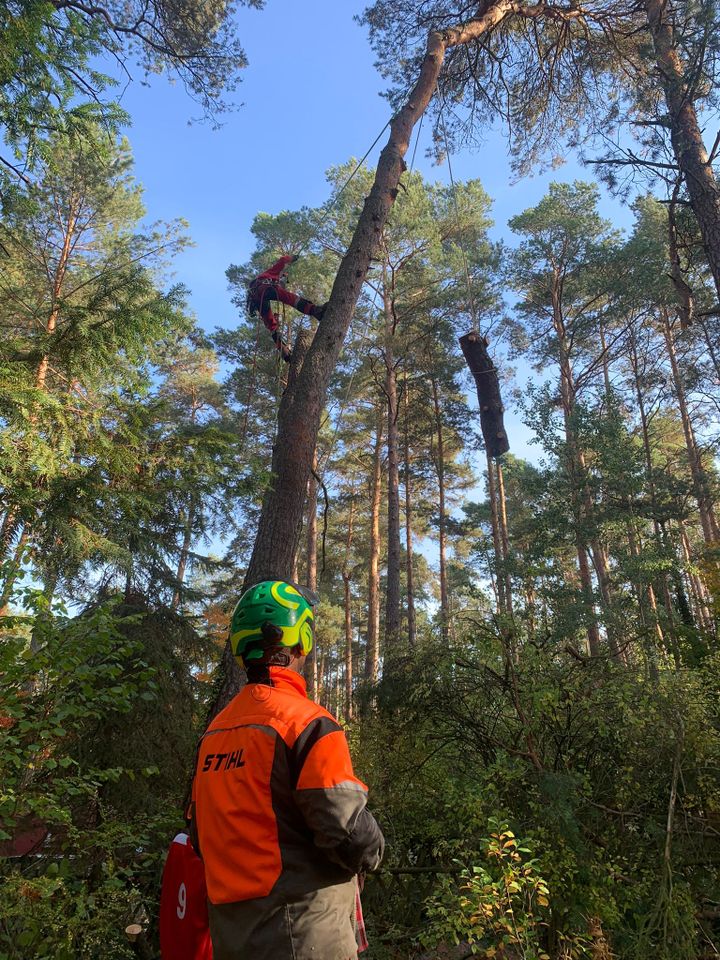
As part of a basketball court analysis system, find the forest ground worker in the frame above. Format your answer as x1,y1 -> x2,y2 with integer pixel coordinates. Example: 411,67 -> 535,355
191,580 -> 384,960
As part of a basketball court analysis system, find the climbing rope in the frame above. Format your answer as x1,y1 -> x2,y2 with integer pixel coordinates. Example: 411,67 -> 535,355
295,116 -> 393,258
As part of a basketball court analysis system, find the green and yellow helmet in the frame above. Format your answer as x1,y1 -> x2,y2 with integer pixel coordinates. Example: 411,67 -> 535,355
230,580 -> 317,663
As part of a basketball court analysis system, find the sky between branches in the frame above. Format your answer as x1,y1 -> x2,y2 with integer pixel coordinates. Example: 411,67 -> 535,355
114,0 -> 636,465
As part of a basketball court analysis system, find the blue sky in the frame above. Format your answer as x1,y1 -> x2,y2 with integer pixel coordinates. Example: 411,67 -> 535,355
115,0 -> 637,464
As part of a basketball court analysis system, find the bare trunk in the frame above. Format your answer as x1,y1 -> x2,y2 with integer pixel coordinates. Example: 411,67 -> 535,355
553,276 -> 602,657
171,500 -> 196,610
304,450 -> 319,698
365,407 -> 384,683
402,371 -> 417,648
343,490 -> 356,722
668,185 -> 695,329
626,516 -> 661,679
662,311 -> 719,545
486,452 -> 507,617
646,0 -> 720,300
679,522 -> 714,633
0,526 -> 28,615
496,460 -> 514,619
629,329 -> 679,649
383,283 -> 402,652
430,377 -> 450,639
36,207 -> 76,391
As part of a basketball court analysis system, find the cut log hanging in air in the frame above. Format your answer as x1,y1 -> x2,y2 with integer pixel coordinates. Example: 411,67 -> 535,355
459,331 -> 510,459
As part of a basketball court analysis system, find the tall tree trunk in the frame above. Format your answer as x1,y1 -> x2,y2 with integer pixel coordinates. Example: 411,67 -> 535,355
626,515 -> 661,679
209,0 -> 518,711
553,274 -> 602,657
629,328 -> 680,645
365,406 -> 384,683
402,371 -> 417,648
0,526 -> 28,615
496,460 -> 514,620
661,311 -> 719,546
430,376 -> 450,640
343,489 -> 356,722
679,521 -> 714,634
304,450 -> 319,699
36,205 -> 77,391
486,452 -> 507,617
171,500 -> 196,611
383,281 -> 402,653
645,0 -> 720,301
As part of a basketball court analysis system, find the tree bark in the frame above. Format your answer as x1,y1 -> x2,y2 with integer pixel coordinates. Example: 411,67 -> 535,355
661,311 -> 719,546
486,451 -> 507,617
403,372 -> 417,648
343,488 -> 356,722
628,327 -> 679,650
430,376 -> 450,640
303,450 -> 319,699
383,281 -> 402,652
171,500 -> 196,611
645,0 -> 720,301
365,406 -> 384,683
496,460 -> 514,621
552,270 -> 602,656
459,332 -> 510,458
0,526 -> 28,615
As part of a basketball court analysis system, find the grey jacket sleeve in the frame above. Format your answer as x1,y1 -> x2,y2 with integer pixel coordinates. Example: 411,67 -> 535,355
290,717 -> 385,874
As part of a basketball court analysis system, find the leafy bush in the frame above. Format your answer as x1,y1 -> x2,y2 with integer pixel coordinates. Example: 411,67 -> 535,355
0,590 -> 194,958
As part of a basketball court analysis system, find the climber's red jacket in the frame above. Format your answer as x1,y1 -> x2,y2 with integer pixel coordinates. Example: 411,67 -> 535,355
191,666 -> 384,960
256,255 -> 294,284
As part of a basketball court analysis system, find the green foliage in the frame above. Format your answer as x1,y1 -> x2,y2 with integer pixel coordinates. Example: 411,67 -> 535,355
0,590 -> 201,957
424,823 -> 557,959
357,637 -> 720,959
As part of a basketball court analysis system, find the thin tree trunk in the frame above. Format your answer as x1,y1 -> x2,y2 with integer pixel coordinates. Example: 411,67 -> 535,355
171,500 -> 196,611
626,516 -> 661,679
383,280 -> 402,653
0,526 -> 28,615
679,521 -> 714,633
343,489 -> 356,722
553,275 -> 601,657
645,0 -> 720,301
304,450 -> 319,699
496,460 -> 514,620
365,406 -> 384,683
486,452 -> 506,617
662,311 -> 719,545
431,377 -> 450,640
403,371 -> 417,648
36,206 -> 76,391
629,328 -> 679,649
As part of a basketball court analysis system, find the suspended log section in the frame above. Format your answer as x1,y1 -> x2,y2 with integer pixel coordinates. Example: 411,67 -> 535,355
459,331 -> 510,459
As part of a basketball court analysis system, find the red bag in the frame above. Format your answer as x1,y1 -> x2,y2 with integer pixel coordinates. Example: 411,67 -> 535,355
159,833 -> 213,960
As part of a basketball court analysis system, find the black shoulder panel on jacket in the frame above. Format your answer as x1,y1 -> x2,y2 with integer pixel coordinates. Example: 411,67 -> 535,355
288,715 -> 342,789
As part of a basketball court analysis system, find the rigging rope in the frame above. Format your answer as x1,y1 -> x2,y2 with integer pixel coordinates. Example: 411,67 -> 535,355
295,116 -> 392,257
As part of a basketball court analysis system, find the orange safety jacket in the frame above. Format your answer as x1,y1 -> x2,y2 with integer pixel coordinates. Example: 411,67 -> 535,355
191,666 -> 383,960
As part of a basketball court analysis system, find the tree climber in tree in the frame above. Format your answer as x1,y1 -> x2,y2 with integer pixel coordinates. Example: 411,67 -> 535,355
247,255 -> 327,362
190,580 -> 384,960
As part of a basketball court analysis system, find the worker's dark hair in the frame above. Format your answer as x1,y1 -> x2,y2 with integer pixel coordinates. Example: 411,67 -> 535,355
243,622 -> 296,684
